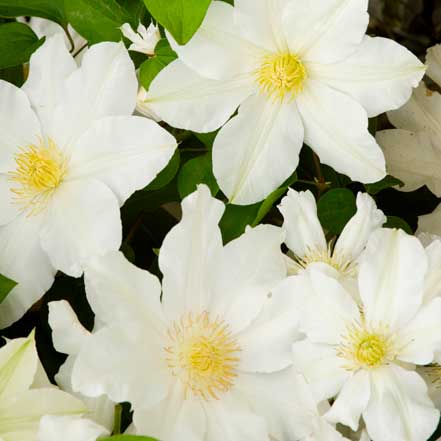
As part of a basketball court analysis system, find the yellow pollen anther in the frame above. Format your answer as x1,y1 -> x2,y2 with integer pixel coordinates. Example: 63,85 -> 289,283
337,320 -> 395,371
9,138 -> 66,216
256,52 -> 307,101
164,311 -> 241,401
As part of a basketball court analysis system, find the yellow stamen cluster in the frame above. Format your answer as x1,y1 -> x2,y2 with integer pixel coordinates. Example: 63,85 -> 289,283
337,320 -> 395,371
9,139 -> 66,216
165,311 -> 241,401
256,52 -> 307,101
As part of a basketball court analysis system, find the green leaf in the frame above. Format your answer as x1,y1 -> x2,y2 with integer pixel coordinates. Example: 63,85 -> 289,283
0,22 -> 44,69
384,216 -> 413,234
177,152 -> 218,198
0,273 -> 17,304
143,0 -> 211,44
0,0 -> 66,24
145,149 -> 180,191
64,0 -> 133,44
317,188 -> 357,235
365,175 -> 404,195
101,436 -> 159,441
139,39 -> 177,90
195,131 -> 217,148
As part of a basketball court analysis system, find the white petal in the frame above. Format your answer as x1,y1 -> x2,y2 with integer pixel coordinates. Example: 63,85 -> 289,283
297,80 -> 386,184
325,370 -> 370,431
334,192 -> 386,261
22,34 -> 77,129
236,271 -> 301,373
48,301 -> 90,356
0,335 -> 38,401
0,175 -> 21,226
72,324 -> 169,409
388,83 -> 441,139
283,0 -> 369,64
397,298 -> 441,365
145,59 -> 255,133
168,1 -> 262,80
159,185 -> 224,322
291,340 -> 350,402
0,389 -> 86,440
311,36 -> 425,117
234,0 -> 296,52
423,238 -> 441,303
427,44 -> 441,88
0,215 -> 56,328
213,93 -> 304,205
84,251 -> 164,330
120,23 -> 139,43
418,203 -> 441,237
364,365 -> 439,441
39,178 -> 121,277
279,189 -> 327,257
358,229 -> 428,330
48,42 -> 137,149
38,415 -> 108,441
0,80 -> 41,173
67,116 -> 177,205
209,224 -> 286,334
377,129 -> 441,195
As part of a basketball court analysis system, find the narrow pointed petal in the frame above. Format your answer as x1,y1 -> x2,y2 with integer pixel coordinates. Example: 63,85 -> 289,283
213,94 -> 304,205
297,81 -> 386,184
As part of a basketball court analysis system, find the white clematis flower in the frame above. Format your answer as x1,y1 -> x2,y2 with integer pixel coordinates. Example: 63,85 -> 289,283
377,44 -> 441,196
143,0 -> 424,205
289,228 -> 441,441
50,184 -> 322,441
0,332 -> 86,441
120,22 -> 161,56
279,189 -> 385,282
0,35 -> 177,328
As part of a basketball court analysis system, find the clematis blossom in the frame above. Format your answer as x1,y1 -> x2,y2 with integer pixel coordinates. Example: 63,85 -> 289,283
143,0 -> 424,204
0,35 -> 177,328
288,228 -> 441,441
120,22 -> 161,56
50,184 -> 329,441
279,189 -> 385,284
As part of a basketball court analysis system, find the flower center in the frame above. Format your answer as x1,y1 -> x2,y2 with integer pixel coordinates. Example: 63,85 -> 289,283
337,321 -> 395,370
256,52 -> 307,101
9,139 -> 66,216
165,311 -> 241,400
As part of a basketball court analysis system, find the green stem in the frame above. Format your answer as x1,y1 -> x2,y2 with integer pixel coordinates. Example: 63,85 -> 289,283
112,404 -> 123,435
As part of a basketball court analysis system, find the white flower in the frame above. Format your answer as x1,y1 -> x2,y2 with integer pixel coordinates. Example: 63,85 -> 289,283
417,204 -> 441,238
0,35 -> 177,328
288,228 -> 441,441
120,22 -> 161,56
0,332 -> 86,441
143,0 -> 424,205
279,189 -> 385,283
377,44 -> 441,196
50,184 -> 322,441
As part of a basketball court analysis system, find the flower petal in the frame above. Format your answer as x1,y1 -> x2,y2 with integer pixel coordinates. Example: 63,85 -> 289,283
0,80 -> 41,173
213,94 -> 304,205
209,224 -> 286,333
311,36 -> 425,117
364,365 -> 439,441
39,178 -> 121,277
423,238 -> 441,303
377,129 -> 441,195
297,80 -> 386,184
334,192 -> 386,261
418,203 -> 441,237
83,251 -> 164,329
325,370 -> 370,431
168,1 -> 262,80
279,189 -> 327,257
145,59 -> 255,133
427,44 -> 441,88
0,214 -> 56,329
0,175 -> 21,226
283,0 -> 369,64
359,228 -> 428,330
48,42 -> 137,149
68,116 -> 177,205
159,185 -> 224,322
22,34 -> 77,129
